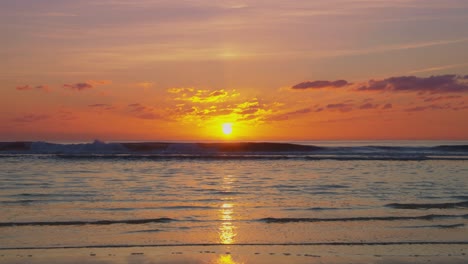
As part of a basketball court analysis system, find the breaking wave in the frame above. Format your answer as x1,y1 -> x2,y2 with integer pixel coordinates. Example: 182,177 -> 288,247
1,141 -> 468,160
386,201 -> 468,209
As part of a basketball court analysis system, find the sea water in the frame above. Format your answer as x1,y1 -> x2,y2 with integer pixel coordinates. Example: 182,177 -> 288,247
0,141 -> 467,249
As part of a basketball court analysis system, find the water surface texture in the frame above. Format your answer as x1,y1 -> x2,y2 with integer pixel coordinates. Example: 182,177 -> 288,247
1,141 -> 467,249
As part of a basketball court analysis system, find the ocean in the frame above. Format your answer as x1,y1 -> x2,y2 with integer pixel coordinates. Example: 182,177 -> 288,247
1,141 -> 468,262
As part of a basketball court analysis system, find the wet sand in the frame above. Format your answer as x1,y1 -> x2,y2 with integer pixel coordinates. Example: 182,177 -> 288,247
1,244 -> 467,264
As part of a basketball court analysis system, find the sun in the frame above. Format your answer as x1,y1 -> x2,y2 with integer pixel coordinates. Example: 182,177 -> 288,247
222,123 -> 233,135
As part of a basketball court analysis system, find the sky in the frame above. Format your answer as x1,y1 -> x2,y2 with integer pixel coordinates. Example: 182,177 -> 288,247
1,0 -> 468,141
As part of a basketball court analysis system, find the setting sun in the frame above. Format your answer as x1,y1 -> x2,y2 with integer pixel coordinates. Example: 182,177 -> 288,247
222,123 -> 233,135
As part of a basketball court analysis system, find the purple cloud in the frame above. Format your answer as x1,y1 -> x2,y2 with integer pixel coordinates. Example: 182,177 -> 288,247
326,103 -> 353,112
64,82 -> 93,91
292,80 -> 349,90
359,103 -> 379,110
127,103 -> 163,120
88,104 -> 114,110
382,103 -> 393,109
423,95 -> 462,102
405,104 -> 451,112
358,75 -> 468,93
286,108 -> 312,115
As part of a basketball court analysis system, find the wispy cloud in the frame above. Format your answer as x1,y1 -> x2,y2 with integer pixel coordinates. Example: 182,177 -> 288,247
127,103 -> 164,120
88,104 -> 115,111
12,114 -> 49,122
64,82 -> 94,91
169,88 -> 239,103
16,85 -> 50,92
326,103 -> 354,112
292,80 -> 350,90
266,108 -> 312,121
408,63 -> 468,74
63,80 -> 111,91
136,82 -> 154,89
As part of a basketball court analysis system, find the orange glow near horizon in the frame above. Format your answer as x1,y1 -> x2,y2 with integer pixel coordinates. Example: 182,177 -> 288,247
1,1 -> 468,141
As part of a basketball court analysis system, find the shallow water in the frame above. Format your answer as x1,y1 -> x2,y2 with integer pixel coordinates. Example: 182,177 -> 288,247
0,142 -> 467,249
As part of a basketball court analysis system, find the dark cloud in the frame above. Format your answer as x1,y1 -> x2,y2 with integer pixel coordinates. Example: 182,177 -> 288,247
326,103 -> 353,112
16,84 -> 50,91
358,75 -> 468,93
359,103 -> 379,110
292,80 -> 349,90
405,104 -> 451,112
287,108 -> 312,115
382,103 -> 393,109
12,114 -> 49,122
64,82 -> 94,91
423,95 -> 462,102
89,104 -> 114,110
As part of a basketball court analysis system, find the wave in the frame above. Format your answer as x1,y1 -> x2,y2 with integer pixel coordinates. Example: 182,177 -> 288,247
0,217 -> 174,227
4,213 -> 467,227
1,141 -> 468,160
3,241 -> 468,250
259,213 -> 468,223
386,201 -> 468,209
402,223 -> 465,229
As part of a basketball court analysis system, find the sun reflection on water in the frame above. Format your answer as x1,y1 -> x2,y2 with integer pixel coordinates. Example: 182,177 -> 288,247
219,203 -> 236,244
218,175 -> 237,245
216,254 -> 243,264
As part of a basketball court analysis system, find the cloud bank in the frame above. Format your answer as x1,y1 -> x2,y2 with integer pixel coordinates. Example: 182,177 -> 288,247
357,75 -> 468,93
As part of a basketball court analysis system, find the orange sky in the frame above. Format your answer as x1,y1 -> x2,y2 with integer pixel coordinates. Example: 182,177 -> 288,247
1,0 -> 468,141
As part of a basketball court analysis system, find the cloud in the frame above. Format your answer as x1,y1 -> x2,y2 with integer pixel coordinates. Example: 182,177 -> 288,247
292,80 -> 349,90
62,80 -> 110,91
326,103 -> 354,112
88,104 -> 115,110
16,85 -> 50,92
88,80 -> 112,86
382,103 -> 393,109
357,75 -> 468,93
127,103 -> 163,120
266,108 -> 312,121
16,85 -> 32,91
12,114 -> 49,122
423,95 -> 463,102
405,104 -> 452,112
137,82 -> 154,89
64,82 -> 94,91
359,103 -> 379,110
57,110 -> 78,121
169,88 -> 238,103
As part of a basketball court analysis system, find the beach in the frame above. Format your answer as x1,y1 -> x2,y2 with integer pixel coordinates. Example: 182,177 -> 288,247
2,244 -> 468,264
